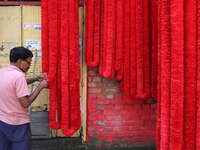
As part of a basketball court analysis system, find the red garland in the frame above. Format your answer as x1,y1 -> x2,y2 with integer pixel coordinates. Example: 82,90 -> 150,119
197,1 -> 200,148
170,0 -> 184,149
123,0 -> 131,103
184,0 -> 197,149
140,0 -> 150,99
150,0 -> 158,101
41,0 -> 49,73
115,0 -> 124,71
98,0 -> 104,76
61,0 -> 81,136
135,0 -> 144,99
48,0 -> 61,130
156,0 -> 162,148
158,0 -> 171,149
85,0 -> 100,67
130,0 -> 137,98
103,0 -> 115,78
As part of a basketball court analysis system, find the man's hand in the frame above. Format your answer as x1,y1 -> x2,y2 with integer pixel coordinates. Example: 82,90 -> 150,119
37,73 -> 47,82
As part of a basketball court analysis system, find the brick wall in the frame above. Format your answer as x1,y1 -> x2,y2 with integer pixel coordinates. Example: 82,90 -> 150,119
87,67 -> 157,148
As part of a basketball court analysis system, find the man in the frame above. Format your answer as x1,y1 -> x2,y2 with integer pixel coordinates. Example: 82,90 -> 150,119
0,47 -> 48,150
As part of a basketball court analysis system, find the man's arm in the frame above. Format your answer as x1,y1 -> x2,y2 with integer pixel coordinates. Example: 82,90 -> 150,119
26,73 -> 47,85
19,80 -> 48,108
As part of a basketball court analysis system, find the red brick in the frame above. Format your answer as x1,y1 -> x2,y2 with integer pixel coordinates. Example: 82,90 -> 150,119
151,104 -> 157,109
88,71 -> 96,76
89,110 -> 103,116
99,132 -> 117,137
118,131 -> 135,137
97,99 -> 111,104
111,99 -> 123,104
93,77 -> 102,82
132,99 -> 145,104
145,98 -> 152,103
103,110 -> 120,115
87,94 -> 97,99
105,104 -> 115,109
124,115 -> 141,120
88,82 -> 97,87
97,115 -> 105,121
141,115 -> 150,120
88,77 -> 93,82
120,110 -> 137,115
109,121 -> 127,127
115,105 -> 124,110
127,120 -> 144,126
133,104 -> 142,109
97,94 -> 106,98
123,105 -> 133,109
97,104 -> 105,110
88,88 -> 103,94
137,110 -> 155,115
88,116 -> 97,121
114,93 -> 124,99
104,88 -> 120,93
142,104 -> 151,109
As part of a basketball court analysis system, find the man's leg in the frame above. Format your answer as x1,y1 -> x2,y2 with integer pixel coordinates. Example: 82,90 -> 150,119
11,123 -> 31,150
0,121 -> 12,150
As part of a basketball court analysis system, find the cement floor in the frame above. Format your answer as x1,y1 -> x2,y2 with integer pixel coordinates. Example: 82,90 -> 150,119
31,137 -> 156,150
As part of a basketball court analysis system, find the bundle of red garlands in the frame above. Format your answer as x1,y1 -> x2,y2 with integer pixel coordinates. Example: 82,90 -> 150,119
85,0 -> 151,103
42,0 -> 81,136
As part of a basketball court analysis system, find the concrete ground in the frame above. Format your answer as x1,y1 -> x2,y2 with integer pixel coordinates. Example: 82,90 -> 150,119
31,137 -> 156,150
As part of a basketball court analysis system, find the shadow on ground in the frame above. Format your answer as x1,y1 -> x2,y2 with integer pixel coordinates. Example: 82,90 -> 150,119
31,137 -> 156,150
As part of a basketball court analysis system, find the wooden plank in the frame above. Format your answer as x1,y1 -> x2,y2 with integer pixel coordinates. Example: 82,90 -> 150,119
0,6 -> 21,68
21,5 -> 50,112
80,5 -> 87,143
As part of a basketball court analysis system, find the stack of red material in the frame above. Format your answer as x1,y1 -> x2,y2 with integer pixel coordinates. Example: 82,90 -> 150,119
42,0 -> 81,136
85,0 -> 151,103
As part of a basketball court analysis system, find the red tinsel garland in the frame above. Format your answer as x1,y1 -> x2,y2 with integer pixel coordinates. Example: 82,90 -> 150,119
123,0 -> 131,103
85,0 -> 100,67
150,0 -> 158,101
103,0 -> 115,78
42,0 -> 81,136
115,0 -> 124,71
197,1 -> 200,148
184,0 -> 197,149
170,1 -> 184,149
130,0 -> 137,98
135,0 -> 144,99
159,0 -> 171,149
48,0 -> 61,130
156,0 -> 162,148
41,0 -> 48,73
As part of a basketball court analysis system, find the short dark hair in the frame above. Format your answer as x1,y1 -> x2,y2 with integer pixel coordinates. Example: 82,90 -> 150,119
9,47 -> 33,63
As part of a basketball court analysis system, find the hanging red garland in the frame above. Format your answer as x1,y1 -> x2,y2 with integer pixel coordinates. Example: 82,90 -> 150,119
61,0 -> 81,136
41,0 -> 49,73
150,0 -> 158,101
85,0 -> 99,67
123,0 -> 131,103
157,0 -> 171,149
196,1 -> 200,149
130,0 -> 137,98
47,0 -> 61,130
115,0 -> 124,71
103,0 -> 115,78
184,0 -> 197,149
